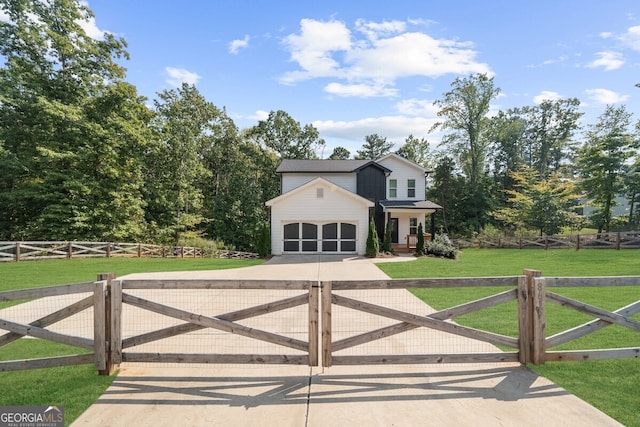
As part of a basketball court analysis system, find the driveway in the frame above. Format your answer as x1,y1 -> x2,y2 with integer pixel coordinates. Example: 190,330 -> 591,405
71,255 -> 622,426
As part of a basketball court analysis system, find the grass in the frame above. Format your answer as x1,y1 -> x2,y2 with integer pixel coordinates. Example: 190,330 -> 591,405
378,249 -> 640,427
0,256 -> 264,426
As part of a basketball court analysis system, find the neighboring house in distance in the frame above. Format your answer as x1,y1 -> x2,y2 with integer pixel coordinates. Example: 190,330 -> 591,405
265,153 -> 443,255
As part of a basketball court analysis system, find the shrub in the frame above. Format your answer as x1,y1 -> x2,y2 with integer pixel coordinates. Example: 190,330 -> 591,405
427,233 -> 458,259
415,223 -> 425,256
365,217 -> 379,257
256,222 -> 271,258
382,221 -> 393,253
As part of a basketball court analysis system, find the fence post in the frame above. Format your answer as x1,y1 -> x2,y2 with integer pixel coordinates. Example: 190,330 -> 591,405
106,243 -> 111,258
321,281 -> 332,367
522,269 -> 541,364
96,272 -> 117,375
15,242 -> 20,262
616,232 -> 621,250
67,242 -> 73,259
93,278 -> 106,372
576,234 -> 580,251
308,282 -> 320,366
110,279 -> 122,366
531,276 -> 546,365
517,275 -> 530,364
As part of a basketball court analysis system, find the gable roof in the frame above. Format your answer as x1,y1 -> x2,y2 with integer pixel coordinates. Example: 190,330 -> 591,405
376,153 -> 432,174
265,177 -> 375,207
276,159 -> 391,174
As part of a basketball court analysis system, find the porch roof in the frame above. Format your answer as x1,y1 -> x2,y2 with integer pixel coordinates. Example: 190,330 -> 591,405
380,200 -> 443,212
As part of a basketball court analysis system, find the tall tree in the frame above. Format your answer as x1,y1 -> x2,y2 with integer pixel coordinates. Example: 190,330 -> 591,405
248,110 -> 324,159
0,0 -> 147,240
145,84 -> 215,242
431,73 -> 500,233
522,98 -> 582,177
395,134 -> 432,167
356,134 -> 393,159
577,105 -> 639,233
329,146 -> 351,160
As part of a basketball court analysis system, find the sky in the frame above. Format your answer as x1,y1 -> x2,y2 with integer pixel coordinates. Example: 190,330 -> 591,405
14,1 -> 640,157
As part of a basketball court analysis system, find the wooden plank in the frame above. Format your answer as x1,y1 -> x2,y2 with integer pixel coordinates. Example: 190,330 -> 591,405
322,281 -> 332,367
517,274 -> 531,364
0,282 -> 95,301
546,291 -> 640,331
110,279 -> 123,365
94,280 -> 107,371
122,293 -> 308,348
333,322 -> 418,352
308,283 -> 319,366
0,354 -> 95,372
332,294 -> 519,348
0,318 -> 93,350
532,277 -> 546,365
546,300 -> 640,348
330,276 -> 519,290
0,296 -> 93,348
330,352 -> 519,365
122,293 -> 308,351
543,276 -> 640,287
122,353 -> 308,365
122,279 -> 312,290
545,347 -> 640,362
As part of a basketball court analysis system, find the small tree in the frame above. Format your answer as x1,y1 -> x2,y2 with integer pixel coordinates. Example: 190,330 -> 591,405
365,217 -> 379,257
382,221 -> 393,253
415,223 -> 426,256
256,222 -> 271,258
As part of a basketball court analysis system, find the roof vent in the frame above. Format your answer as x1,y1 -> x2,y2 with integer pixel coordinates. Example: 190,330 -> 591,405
317,188 -> 324,198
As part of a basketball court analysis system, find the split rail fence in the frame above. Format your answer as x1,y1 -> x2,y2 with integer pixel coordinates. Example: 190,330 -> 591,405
0,271 -> 638,374
455,230 -> 640,250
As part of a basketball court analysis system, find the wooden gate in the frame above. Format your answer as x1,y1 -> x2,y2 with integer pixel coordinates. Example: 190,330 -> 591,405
110,278 -> 319,369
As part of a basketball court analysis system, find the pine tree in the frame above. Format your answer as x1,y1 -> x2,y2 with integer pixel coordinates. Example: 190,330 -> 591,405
365,217 -> 379,257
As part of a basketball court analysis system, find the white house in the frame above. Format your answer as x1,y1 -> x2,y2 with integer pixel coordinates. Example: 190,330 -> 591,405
265,154 -> 442,255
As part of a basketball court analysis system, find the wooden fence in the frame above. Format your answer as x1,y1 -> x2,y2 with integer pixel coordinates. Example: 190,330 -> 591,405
0,241 -> 260,262
455,231 -> 640,250
1,271 -> 638,373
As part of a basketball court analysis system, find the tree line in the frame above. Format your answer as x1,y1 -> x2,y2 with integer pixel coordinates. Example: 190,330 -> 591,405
1,1 -> 638,252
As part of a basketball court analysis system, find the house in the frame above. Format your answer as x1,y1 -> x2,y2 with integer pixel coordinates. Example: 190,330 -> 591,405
265,153 -> 443,255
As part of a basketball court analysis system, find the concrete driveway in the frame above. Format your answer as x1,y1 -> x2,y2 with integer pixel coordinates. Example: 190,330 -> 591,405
71,255 -> 622,427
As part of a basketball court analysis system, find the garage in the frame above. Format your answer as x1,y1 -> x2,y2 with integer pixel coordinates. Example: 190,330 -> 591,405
283,222 -> 357,253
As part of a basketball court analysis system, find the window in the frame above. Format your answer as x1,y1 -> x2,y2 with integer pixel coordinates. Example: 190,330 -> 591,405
407,179 -> 416,198
389,179 -> 397,198
409,217 -> 418,235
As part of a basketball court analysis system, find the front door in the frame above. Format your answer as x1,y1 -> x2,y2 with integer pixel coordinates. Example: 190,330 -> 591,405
390,218 -> 399,243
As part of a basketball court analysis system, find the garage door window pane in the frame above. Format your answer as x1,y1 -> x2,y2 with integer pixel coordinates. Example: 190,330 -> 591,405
341,223 -> 356,239
284,241 -> 299,252
323,223 -> 337,239
302,241 -> 317,252
322,241 -> 338,251
284,223 -> 299,239
302,223 -> 317,239
341,241 -> 356,252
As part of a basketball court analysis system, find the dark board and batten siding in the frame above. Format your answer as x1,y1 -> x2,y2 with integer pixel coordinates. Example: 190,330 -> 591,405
356,164 -> 387,238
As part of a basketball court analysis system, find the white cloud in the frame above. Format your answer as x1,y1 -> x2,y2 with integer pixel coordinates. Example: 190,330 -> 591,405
313,115 -> 439,147
229,35 -> 250,54
249,110 -> 270,121
0,9 -> 10,23
280,18 -> 492,93
325,82 -> 397,98
619,25 -> 640,51
395,98 -> 439,116
585,88 -> 629,104
165,67 -> 201,87
78,1 -> 107,40
533,90 -> 563,104
586,51 -> 624,70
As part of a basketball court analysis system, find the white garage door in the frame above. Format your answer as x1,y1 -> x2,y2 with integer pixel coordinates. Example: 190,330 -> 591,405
283,222 -> 357,253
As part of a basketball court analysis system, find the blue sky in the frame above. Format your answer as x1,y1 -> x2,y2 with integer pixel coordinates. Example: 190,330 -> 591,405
26,1 -> 640,156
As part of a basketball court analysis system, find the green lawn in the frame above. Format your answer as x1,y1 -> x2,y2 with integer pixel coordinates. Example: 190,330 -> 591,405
378,249 -> 640,427
0,257 -> 264,426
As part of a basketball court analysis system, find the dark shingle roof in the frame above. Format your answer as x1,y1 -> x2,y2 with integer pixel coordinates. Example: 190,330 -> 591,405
277,159 -> 385,173
380,200 -> 443,210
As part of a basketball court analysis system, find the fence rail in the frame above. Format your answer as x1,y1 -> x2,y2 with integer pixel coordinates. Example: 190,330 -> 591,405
455,231 -> 640,250
0,241 -> 261,262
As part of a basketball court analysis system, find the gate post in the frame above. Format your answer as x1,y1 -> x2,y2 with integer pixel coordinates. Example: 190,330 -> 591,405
531,277 -> 546,365
308,282 -> 320,366
321,281 -> 332,367
522,270 -> 541,364
110,279 -> 122,366
96,272 -> 117,375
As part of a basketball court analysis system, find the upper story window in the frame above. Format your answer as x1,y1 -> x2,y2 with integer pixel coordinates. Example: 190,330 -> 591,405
407,179 -> 416,198
389,179 -> 397,198
409,217 -> 418,234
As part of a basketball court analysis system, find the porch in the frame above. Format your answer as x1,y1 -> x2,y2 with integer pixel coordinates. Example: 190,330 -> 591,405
392,233 -> 432,254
